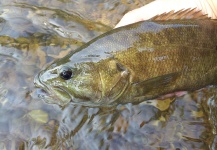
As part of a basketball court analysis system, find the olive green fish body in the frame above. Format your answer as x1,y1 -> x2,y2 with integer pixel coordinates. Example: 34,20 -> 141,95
109,19 -> 217,103
35,18 -> 217,106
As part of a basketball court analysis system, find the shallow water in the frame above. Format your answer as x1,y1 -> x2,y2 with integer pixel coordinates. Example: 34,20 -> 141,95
0,0 -> 217,149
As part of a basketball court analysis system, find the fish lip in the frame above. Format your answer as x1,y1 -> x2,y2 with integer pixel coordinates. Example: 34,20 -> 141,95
34,71 -> 44,88
34,71 -> 56,98
34,71 -> 49,91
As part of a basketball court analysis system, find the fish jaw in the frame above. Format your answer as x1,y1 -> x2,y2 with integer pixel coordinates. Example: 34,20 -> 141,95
34,69 -> 72,106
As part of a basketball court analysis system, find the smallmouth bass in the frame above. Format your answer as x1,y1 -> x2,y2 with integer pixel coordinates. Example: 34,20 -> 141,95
34,9 -> 217,107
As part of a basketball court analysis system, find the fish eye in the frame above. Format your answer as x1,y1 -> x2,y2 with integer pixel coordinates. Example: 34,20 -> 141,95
59,66 -> 73,80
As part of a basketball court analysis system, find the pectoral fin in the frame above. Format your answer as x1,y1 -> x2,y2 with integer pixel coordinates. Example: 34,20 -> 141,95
131,72 -> 180,98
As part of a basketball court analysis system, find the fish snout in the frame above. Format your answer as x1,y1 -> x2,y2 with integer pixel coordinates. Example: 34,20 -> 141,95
34,71 -> 44,88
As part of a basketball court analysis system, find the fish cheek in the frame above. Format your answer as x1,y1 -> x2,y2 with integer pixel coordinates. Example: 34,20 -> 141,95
66,68 -> 102,102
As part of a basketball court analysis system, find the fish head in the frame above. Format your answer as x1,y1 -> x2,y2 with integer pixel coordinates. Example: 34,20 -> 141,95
34,57 -> 102,107
34,54 -> 131,106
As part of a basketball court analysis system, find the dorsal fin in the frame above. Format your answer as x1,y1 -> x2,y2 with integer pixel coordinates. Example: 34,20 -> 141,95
150,8 -> 210,21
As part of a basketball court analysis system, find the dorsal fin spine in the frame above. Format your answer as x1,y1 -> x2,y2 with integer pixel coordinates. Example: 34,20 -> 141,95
150,8 -> 210,21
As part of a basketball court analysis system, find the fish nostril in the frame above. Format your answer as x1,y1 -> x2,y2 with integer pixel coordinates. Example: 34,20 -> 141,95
39,70 -> 59,83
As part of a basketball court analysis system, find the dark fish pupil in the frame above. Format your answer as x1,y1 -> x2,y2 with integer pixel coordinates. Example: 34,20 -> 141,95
60,67 -> 73,80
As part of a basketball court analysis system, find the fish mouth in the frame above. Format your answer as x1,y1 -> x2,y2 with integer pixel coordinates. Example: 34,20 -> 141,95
34,72 -> 72,106
34,71 -> 50,92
